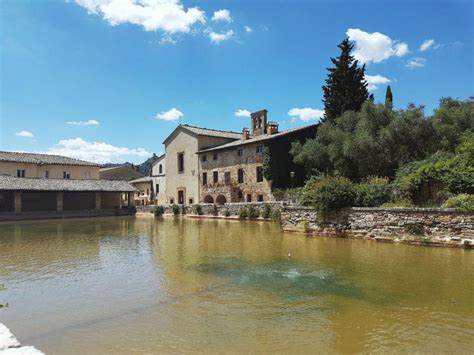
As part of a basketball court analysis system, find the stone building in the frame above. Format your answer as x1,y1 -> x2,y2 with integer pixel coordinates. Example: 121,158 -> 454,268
163,125 -> 241,205
197,110 -> 316,203
161,110 -> 316,206
0,152 -> 136,220
129,154 -> 166,205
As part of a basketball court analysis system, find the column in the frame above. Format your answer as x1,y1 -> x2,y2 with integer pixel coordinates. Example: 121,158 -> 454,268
56,192 -> 64,212
14,191 -> 22,213
128,192 -> 135,207
95,192 -> 101,210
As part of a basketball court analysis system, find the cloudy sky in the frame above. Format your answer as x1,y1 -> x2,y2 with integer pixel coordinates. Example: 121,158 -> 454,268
1,0 -> 472,163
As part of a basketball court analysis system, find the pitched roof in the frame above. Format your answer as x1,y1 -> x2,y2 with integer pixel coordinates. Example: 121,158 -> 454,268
129,176 -> 154,184
0,151 -> 99,167
197,124 -> 318,153
163,124 -> 242,144
0,176 -> 136,192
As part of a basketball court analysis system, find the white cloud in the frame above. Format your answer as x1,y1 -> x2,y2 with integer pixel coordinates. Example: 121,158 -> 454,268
155,107 -> 183,121
211,9 -> 232,23
346,28 -> 409,64
234,109 -> 251,117
365,74 -> 391,91
406,57 -> 426,69
288,108 -> 324,122
208,30 -> 234,43
15,130 -> 34,138
44,138 -> 150,164
419,39 -> 435,51
244,25 -> 252,33
66,119 -> 100,126
74,0 -> 206,34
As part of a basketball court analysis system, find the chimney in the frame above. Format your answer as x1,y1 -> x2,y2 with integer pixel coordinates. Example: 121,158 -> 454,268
242,128 -> 250,140
268,121 -> 279,135
250,109 -> 268,136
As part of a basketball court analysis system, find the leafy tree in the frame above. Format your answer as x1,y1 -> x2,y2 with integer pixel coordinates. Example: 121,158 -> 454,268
432,97 -> 474,152
385,85 -> 393,110
322,38 -> 369,122
292,101 -> 438,181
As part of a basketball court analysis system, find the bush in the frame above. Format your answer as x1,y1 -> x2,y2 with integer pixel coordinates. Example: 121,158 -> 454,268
195,204 -> 203,215
154,205 -> 164,216
380,199 -> 414,208
213,204 -> 218,216
262,204 -> 272,219
299,176 -> 355,212
247,205 -> 260,219
442,194 -> 474,211
171,204 -> 180,215
354,177 -> 390,207
271,209 -> 281,222
224,209 -> 231,217
238,208 -> 248,219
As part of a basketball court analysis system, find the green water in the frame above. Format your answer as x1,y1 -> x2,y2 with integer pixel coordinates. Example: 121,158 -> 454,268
0,216 -> 472,354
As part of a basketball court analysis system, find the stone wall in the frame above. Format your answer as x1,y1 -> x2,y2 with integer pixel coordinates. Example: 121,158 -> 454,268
136,202 -> 283,216
281,206 -> 473,242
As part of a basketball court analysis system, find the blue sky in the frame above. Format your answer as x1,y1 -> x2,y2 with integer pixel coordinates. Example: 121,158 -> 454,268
1,0 -> 472,163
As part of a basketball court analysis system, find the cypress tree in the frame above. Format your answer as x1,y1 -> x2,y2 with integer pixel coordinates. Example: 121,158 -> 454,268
385,85 -> 393,110
322,38 -> 369,122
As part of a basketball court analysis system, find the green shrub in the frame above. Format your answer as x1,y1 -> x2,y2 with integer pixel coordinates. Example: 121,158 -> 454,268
354,177 -> 390,207
224,209 -> 231,217
238,208 -> 248,219
212,204 -> 218,216
405,222 -> 425,235
380,199 -> 414,208
195,204 -> 203,215
442,194 -> 474,211
271,209 -> 281,222
299,176 -> 355,212
463,239 -> 472,249
181,205 -> 186,215
262,204 -> 272,219
154,205 -> 164,216
394,134 -> 474,205
247,205 -> 260,218
171,204 -> 180,215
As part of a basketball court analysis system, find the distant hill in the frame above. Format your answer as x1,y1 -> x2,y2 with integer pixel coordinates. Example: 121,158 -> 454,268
101,154 -> 160,176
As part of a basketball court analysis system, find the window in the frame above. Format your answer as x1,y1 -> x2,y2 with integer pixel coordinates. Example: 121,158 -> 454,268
237,149 -> 243,156
17,169 -> 25,178
189,198 -> 194,205
256,166 -> 263,182
63,171 -> 70,179
170,198 -> 174,204
256,145 -> 263,153
202,172 -> 207,185
257,194 -> 264,202
238,168 -> 244,183
45,171 -> 49,178
156,184 -> 159,193
159,164 -> 163,174
213,153 -> 218,161
146,189 -> 149,196
201,155 -> 207,162
213,171 -> 218,184
224,172 -> 231,185
246,194 -> 252,202
177,153 -> 184,173
238,190 -> 243,199
84,171 -> 91,179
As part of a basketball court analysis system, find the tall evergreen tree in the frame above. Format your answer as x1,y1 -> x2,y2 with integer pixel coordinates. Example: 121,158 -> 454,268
322,38 -> 369,122
385,85 -> 393,110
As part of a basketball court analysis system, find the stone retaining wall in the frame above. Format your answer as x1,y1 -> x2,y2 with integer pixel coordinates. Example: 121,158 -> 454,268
136,202 -> 284,216
281,206 -> 473,245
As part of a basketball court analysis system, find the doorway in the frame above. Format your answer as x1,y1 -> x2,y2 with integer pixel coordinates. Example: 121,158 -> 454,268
178,190 -> 185,205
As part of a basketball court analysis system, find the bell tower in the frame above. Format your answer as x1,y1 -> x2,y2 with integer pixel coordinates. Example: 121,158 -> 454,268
250,109 -> 268,136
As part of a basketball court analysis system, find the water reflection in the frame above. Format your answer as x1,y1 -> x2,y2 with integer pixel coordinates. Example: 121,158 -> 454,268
0,217 -> 472,354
